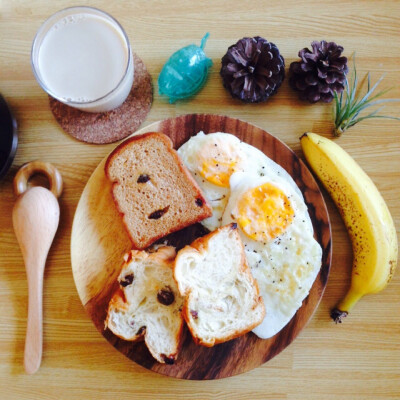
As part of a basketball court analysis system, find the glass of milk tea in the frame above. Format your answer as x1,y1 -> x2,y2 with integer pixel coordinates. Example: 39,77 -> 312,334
31,7 -> 134,113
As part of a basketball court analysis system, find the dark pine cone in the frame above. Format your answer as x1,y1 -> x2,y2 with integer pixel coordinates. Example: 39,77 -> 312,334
220,36 -> 285,103
289,40 -> 348,103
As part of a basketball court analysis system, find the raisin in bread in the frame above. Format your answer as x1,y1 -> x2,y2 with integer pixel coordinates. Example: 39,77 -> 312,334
105,246 -> 184,364
105,132 -> 212,249
174,224 -> 265,347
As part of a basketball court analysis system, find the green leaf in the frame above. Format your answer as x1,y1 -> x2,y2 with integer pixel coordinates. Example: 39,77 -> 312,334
354,74 -> 386,108
350,60 -> 358,104
334,92 -> 340,125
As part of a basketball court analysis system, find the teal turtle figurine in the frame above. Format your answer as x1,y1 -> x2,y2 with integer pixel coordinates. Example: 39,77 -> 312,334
158,33 -> 213,103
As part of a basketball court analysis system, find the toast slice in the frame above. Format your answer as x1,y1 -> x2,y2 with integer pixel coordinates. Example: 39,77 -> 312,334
174,224 -> 265,347
105,132 -> 212,249
105,246 -> 184,364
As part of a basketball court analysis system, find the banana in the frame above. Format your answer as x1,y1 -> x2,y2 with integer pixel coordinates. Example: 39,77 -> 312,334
300,132 -> 398,323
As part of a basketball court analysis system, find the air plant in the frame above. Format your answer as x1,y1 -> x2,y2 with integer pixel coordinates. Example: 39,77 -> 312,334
333,57 -> 400,136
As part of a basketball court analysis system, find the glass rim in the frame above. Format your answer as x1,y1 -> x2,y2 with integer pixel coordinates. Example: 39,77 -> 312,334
31,6 -> 132,106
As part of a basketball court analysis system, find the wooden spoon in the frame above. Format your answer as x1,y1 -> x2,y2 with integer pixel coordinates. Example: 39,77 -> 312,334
12,161 -> 63,374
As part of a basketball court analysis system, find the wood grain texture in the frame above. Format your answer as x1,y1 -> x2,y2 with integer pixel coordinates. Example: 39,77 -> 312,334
71,114 -> 332,379
0,0 -> 399,398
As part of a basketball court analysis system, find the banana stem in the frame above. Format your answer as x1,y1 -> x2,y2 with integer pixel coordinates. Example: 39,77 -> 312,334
330,308 -> 348,323
331,289 -> 364,324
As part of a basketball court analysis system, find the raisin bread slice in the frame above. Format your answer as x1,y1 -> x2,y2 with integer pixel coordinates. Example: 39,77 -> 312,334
174,224 -> 265,347
105,246 -> 184,364
105,132 -> 212,249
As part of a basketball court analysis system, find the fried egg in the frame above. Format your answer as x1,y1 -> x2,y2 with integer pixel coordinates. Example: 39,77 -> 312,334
222,172 -> 322,338
178,131 -> 322,339
177,131 -> 301,231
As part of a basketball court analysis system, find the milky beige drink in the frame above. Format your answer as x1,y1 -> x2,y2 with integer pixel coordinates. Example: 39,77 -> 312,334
31,7 -> 133,112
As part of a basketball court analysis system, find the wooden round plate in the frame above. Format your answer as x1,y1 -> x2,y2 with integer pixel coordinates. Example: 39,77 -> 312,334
71,114 -> 332,380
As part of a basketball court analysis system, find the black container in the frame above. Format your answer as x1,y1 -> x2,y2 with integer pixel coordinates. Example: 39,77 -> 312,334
0,94 -> 18,180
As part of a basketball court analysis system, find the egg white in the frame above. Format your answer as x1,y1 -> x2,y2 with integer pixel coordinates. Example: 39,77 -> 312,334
222,172 -> 322,339
177,132 -> 238,230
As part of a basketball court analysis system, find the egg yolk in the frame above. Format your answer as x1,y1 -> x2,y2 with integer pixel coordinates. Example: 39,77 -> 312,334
198,141 -> 243,187
235,183 -> 294,241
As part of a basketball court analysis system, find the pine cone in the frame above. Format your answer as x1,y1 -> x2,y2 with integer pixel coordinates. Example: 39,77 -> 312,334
289,40 -> 348,103
220,37 -> 285,103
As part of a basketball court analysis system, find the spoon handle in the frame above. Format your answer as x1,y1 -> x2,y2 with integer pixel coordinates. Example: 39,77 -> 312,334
24,260 -> 44,374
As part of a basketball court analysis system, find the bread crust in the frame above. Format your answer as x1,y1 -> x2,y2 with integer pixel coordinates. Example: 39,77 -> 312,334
104,132 -> 212,249
105,246 -> 185,363
104,132 -> 173,174
182,302 -> 264,347
174,224 -> 266,347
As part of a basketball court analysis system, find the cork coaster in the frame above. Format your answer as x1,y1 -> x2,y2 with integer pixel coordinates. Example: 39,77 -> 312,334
49,53 -> 153,144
